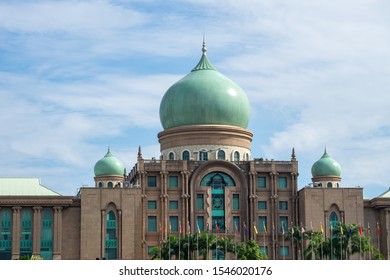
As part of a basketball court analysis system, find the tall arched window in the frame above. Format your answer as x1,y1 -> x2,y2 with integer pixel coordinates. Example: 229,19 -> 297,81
107,182 -> 113,188
329,211 -> 339,231
217,150 -> 225,160
98,181 -> 103,188
199,149 -> 208,161
169,152 -> 175,160
41,209 -> 53,259
327,182 -> 333,188
105,211 -> 117,260
0,209 -> 12,260
182,150 -> 190,160
20,210 -> 33,258
233,151 -> 240,161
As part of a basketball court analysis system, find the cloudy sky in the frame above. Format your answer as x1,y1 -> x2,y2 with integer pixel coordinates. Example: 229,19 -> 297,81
1,0 -> 389,198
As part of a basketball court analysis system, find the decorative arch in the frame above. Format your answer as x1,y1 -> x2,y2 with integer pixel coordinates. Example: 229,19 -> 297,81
182,150 -> 190,160
105,203 -> 118,260
168,151 -> 175,160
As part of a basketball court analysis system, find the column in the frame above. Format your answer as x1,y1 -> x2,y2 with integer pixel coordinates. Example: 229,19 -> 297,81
52,207 -> 62,260
11,206 -> 22,259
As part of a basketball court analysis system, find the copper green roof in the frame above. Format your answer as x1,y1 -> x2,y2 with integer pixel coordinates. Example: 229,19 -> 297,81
377,187 -> 390,198
159,45 -> 251,130
0,178 -> 61,196
94,148 -> 125,177
311,149 -> 342,177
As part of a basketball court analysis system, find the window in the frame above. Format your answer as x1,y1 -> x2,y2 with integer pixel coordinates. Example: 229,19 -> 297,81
169,216 -> 178,233
107,181 -> 113,188
0,209 -> 12,260
279,216 -> 288,233
233,151 -> 240,161
258,216 -> 267,233
232,194 -> 239,210
279,246 -> 289,257
258,201 -> 267,210
233,216 -> 240,233
169,200 -> 178,210
217,150 -> 225,160
336,183 -> 340,188
105,211 -> 117,260
197,194 -> 204,210
20,210 -> 32,257
182,150 -> 190,160
147,216 -> 157,232
278,177 -> 287,188
327,182 -> 332,188
199,150 -> 208,161
279,201 -> 288,210
98,181 -> 103,188
169,152 -> 175,160
197,216 -> 204,233
330,211 -> 338,229
148,176 -> 157,187
169,176 -> 178,188
148,200 -> 157,210
260,246 -> 268,256
257,177 -> 266,188
40,209 -> 53,260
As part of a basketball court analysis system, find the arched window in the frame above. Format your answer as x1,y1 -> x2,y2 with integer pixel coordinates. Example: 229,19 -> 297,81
107,181 -> 113,188
169,152 -> 175,160
233,151 -> 240,161
199,149 -> 208,161
20,210 -> 33,258
105,211 -> 117,260
41,209 -> 53,260
182,150 -> 190,160
245,153 -> 250,161
327,182 -> 333,188
329,211 -> 339,230
217,150 -> 225,160
0,209 -> 12,260
336,183 -> 340,188
98,181 -> 103,188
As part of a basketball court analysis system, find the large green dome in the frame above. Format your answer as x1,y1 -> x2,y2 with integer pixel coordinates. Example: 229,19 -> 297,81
159,46 -> 251,130
94,148 -> 125,177
311,150 -> 341,177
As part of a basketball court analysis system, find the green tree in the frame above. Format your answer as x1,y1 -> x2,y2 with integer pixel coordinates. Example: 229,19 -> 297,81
236,239 -> 267,260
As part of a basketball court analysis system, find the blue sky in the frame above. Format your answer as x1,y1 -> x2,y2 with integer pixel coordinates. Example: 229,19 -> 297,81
1,0 -> 389,198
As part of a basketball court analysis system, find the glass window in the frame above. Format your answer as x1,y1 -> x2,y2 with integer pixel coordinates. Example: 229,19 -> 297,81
233,151 -> 240,161
148,216 -> 157,232
0,209 -> 12,260
257,177 -> 266,188
217,150 -> 225,160
278,177 -> 287,188
327,182 -> 332,188
196,216 -> 204,233
169,152 -> 175,160
199,150 -> 208,161
279,246 -> 289,257
169,200 -> 178,210
169,176 -> 178,188
169,216 -> 178,233
258,216 -> 267,233
260,246 -> 268,256
105,211 -> 117,260
20,210 -> 32,258
40,209 -> 53,260
279,201 -> 288,210
98,181 -> 103,188
233,216 -> 240,233
233,194 -> 239,210
279,216 -> 288,233
182,150 -> 190,160
148,200 -> 157,210
330,211 -> 338,229
148,176 -> 157,187
258,201 -> 267,210
107,181 -> 113,188
197,194 -> 204,210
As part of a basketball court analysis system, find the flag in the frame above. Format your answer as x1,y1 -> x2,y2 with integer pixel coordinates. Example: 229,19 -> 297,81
377,223 -> 381,236
359,225 -> 363,236
320,224 -> 324,235
215,221 -> 219,233
188,221 -> 191,234
263,222 -> 267,234
235,222 -> 239,236
179,222 -> 182,234
169,222 -> 172,234
197,222 -> 201,234
291,226 -> 294,235
243,222 -> 248,234
159,223 -> 162,234
301,225 -> 305,233
340,225 -> 344,235
282,223 -> 285,235
367,223 -> 371,235
349,226 -> 353,236
253,224 -> 258,234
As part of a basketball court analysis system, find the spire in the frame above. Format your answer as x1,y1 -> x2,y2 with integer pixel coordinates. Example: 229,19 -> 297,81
291,147 -> 296,161
202,32 -> 207,54
137,145 -> 142,160
191,38 -> 216,72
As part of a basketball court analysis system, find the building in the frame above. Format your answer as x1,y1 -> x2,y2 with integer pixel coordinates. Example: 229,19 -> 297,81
1,44 -> 389,260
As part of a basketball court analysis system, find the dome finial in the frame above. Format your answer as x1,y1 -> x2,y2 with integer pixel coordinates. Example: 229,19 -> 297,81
202,33 -> 207,54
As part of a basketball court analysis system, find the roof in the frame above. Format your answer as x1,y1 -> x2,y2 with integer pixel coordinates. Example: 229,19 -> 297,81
0,178 -> 61,196
311,149 -> 341,178
377,187 -> 390,198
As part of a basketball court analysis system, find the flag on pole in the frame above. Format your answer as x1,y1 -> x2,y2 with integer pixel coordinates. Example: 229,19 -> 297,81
179,222 -> 182,234
169,222 -> 172,234
263,222 -> 267,234
282,222 -> 285,236
320,223 -> 324,235
235,222 -> 239,236
349,226 -> 353,236
301,225 -> 305,233
291,226 -> 295,235
243,222 -> 248,234
377,223 -> 381,236
159,223 -> 162,234
187,221 -> 191,234
215,221 -> 219,234
359,225 -> 363,236
254,224 -> 258,234
197,222 -> 201,234
340,225 -> 344,235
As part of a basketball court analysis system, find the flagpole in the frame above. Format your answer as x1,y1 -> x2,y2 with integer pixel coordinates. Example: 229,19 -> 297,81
310,222 -> 313,260
291,222 -> 295,260
282,222 -> 285,260
206,223 -> 209,260
178,221 -> 181,260
196,222 -> 199,260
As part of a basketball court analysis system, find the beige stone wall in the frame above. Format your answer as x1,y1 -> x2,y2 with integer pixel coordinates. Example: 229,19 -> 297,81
61,206 -> 81,259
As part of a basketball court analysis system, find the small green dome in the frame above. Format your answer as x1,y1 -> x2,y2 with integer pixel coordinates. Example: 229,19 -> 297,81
159,46 -> 251,130
311,150 -> 341,177
94,148 -> 125,177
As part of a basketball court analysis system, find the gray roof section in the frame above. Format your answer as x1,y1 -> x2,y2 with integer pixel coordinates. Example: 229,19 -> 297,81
377,187 -> 390,198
